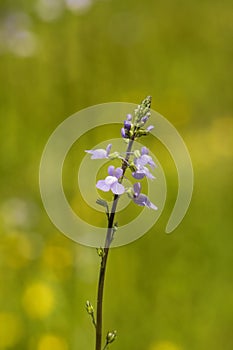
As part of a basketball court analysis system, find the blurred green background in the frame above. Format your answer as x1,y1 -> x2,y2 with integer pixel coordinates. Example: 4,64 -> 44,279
0,0 -> 232,349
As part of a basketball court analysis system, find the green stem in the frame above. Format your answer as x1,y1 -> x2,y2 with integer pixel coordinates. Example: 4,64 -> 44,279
95,139 -> 134,350
102,343 -> 109,350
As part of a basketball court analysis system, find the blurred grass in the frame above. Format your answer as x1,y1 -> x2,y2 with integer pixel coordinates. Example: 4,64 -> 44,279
0,0 -> 232,349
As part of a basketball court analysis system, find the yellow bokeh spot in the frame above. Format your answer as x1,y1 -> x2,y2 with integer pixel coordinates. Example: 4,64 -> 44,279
209,116 -> 233,158
43,245 -> 73,269
37,334 -> 68,350
3,231 -> 33,269
149,340 -> 181,350
22,282 -> 55,319
187,115 -> 233,167
0,312 -> 23,348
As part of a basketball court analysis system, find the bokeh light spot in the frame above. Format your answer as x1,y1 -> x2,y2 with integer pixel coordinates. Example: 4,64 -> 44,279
37,334 -> 68,350
0,312 -> 23,348
36,0 -> 64,22
65,0 -> 93,13
149,341 -> 181,350
22,282 -> 55,319
42,245 -> 73,278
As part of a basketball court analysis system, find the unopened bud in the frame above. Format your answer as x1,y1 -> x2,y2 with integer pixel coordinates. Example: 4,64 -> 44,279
106,330 -> 117,344
113,222 -> 118,234
141,115 -> 149,124
136,128 -> 149,137
142,95 -> 152,109
134,150 -> 141,158
124,120 -> 131,131
121,127 -> 126,138
85,300 -> 94,315
96,248 -> 105,257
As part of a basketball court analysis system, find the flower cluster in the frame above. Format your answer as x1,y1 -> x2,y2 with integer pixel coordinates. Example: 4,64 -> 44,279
132,146 -> 156,180
85,96 -> 157,210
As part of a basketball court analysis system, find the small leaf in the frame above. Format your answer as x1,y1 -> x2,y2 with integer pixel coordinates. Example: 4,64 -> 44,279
96,199 -> 109,211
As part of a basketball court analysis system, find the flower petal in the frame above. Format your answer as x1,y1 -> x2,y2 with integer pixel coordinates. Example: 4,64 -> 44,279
133,194 -> 157,210
121,128 -> 126,138
106,144 -> 112,156
142,167 -> 155,179
141,115 -> 149,123
108,165 -> 115,176
136,154 -> 151,167
133,194 -> 148,206
124,120 -> 131,130
85,149 -> 107,159
132,171 -> 145,179
114,167 -> 123,179
111,182 -> 125,195
141,146 -> 149,155
96,180 -> 110,192
133,182 -> 141,197
148,158 -> 156,168
147,201 -> 158,210
105,176 -> 117,185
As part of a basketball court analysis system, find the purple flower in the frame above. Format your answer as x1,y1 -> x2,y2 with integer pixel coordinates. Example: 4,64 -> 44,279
132,147 -> 156,179
132,166 -> 155,179
85,144 -> 112,159
141,115 -> 149,124
121,127 -> 127,138
132,183 -> 157,210
124,120 -> 131,131
147,125 -> 154,131
96,166 -> 125,195
121,113 -> 133,139
135,147 -> 156,167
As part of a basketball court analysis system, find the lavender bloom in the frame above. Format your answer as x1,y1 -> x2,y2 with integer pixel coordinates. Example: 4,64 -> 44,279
141,115 -> 149,124
147,125 -> 154,131
124,120 -> 131,131
121,113 -> 133,139
135,147 -> 156,168
85,144 -> 112,159
132,183 -> 157,210
96,166 -> 125,195
132,166 -> 155,179
121,127 -> 127,138
132,147 -> 156,179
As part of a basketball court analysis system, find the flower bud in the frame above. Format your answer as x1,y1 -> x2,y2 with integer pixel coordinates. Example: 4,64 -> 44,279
147,125 -> 154,131
134,149 -> 141,158
96,248 -> 105,257
85,300 -> 94,315
106,330 -> 117,344
121,127 -> 126,138
124,120 -> 131,131
141,115 -> 149,124
136,128 -> 149,137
